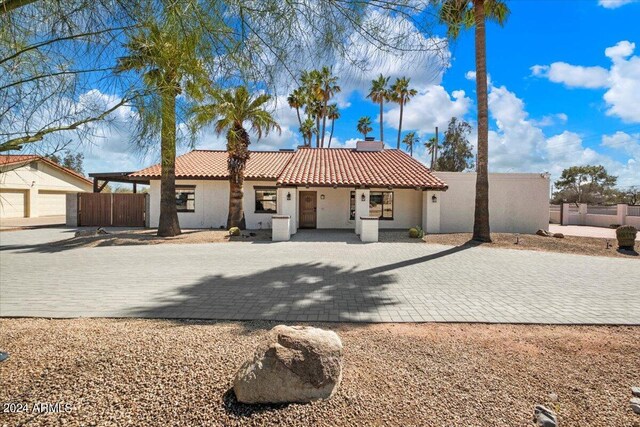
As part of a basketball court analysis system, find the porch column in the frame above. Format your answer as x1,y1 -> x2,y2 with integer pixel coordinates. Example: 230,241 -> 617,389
27,187 -> 38,218
355,188 -> 369,235
422,190 -> 441,233
561,202 -> 570,225
278,187 -> 298,235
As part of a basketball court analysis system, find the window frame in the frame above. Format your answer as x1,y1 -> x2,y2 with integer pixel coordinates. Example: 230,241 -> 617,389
175,185 -> 196,213
349,190 -> 394,220
254,187 -> 278,214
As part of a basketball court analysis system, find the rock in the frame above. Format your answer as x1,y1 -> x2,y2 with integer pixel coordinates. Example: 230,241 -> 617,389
548,392 -> 558,402
74,227 -> 108,238
536,229 -> 552,237
553,233 -> 564,238
631,397 -> 640,415
534,405 -> 558,427
233,325 -> 343,404
632,386 -> 640,397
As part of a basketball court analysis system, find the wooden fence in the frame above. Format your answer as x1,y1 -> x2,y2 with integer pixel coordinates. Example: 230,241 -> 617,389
78,193 -> 147,227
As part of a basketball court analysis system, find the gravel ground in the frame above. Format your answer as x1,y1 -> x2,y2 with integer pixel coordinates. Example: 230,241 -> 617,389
379,230 -> 638,259
1,319 -> 639,426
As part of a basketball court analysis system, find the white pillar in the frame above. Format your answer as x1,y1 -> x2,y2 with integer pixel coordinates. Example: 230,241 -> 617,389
272,215 -> 291,241
65,193 -> 78,226
578,203 -> 588,226
360,217 -> 379,242
278,187 -> 297,234
561,202 -> 570,225
27,187 -> 38,218
354,189 -> 369,235
617,203 -> 628,226
422,191 -> 441,233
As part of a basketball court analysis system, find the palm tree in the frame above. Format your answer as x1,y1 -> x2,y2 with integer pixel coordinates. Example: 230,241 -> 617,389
299,117 -> 317,147
326,104 -> 340,148
367,74 -> 390,142
403,132 -> 419,157
425,136 -> 441,169
389,77 -> 417,149
301,70 -> 322,148
116,7 -> 210,237
317,66 -> 341,147
435,0 -> 510,242
287,88 -> 306,144
357,116 -> 373,139
191,86 -> 281,229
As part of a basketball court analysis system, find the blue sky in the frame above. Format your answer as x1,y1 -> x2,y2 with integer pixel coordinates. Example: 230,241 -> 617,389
80,0 -> 640,187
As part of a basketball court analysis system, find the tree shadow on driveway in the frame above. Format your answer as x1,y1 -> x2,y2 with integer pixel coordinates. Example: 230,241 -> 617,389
126,244 -> 473,327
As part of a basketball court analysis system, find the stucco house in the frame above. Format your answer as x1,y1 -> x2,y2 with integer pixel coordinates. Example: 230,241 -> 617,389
0,155 -> 92,219
128,140 -> 550,234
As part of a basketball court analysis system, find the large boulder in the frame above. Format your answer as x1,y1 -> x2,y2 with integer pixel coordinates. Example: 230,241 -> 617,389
233,325 -> 343,404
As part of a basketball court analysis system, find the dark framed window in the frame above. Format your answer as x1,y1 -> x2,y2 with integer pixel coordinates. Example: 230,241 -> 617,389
255,188 -> 277,213
175,186 -> 195,212
349,191 -> 394,220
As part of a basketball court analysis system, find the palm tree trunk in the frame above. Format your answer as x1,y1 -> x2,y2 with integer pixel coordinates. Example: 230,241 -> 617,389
410,144 -> 413,157
227,168 -> 246,229
379,101 -> 384,142
157,91 -> 181,237
397,99 -> 403,149
315,116 -> 320,148
472,0 -> 491,243
328,118 -> 335,148
295,107 -> 305,146
321,101 -> 328,147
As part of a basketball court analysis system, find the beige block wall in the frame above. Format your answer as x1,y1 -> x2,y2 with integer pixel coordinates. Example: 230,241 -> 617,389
434,172 -> 550,234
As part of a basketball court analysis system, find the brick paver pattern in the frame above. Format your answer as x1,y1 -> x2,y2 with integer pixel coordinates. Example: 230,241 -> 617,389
1,229 -> 638,324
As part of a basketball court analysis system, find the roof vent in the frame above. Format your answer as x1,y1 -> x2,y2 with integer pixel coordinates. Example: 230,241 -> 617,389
279,148 -> 295,152
356,140 -> 384,152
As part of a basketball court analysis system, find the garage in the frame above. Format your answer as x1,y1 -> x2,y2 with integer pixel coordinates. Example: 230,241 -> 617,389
38,190 -> 67,217
0,190 -> 27,218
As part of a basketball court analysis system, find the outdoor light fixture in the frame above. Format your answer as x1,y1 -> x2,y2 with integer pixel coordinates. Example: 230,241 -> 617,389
320,194 -> 325,200
286,192 -> 291,201
432,194 -> 437,203
361,193 -> 366,202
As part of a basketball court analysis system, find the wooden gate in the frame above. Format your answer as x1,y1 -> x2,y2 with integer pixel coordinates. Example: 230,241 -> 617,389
78,193 -> 146,227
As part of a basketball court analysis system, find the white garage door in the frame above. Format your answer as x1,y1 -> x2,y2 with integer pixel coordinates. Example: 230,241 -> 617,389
38,191 -> 67,216
0,190 -> 27,218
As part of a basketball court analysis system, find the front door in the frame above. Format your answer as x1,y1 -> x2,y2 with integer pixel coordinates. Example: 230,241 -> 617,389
299,191 -> 317,229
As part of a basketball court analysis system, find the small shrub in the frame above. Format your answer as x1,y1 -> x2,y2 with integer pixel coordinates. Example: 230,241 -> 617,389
408,226 -> 424,238
228,227 -> 240,236
616,225 -> 637,249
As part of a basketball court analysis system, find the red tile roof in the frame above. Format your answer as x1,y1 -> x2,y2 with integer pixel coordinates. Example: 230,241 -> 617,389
129,148 -> 447,189
277,148 -> 447,189
0,155 -> 92,185
129,150 -> 294,180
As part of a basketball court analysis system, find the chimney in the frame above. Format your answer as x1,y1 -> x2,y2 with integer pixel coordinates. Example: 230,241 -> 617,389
356,140 -> 384,152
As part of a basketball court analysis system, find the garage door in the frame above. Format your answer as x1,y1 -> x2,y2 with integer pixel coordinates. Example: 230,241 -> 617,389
38,191 -> 67,217
0,190 -> 27,218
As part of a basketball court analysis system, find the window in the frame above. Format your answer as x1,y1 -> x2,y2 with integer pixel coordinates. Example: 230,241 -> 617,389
349,191 -> 393,220
175,186 -> 195,212
255,188 -> 277,213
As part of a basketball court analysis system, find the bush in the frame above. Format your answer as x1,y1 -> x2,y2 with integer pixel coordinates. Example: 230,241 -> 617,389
616,225 -> 637,249
228,227 -> 241,236
408,226 -> 424,238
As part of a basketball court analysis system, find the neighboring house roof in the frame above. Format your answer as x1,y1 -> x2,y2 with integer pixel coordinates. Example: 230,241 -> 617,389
128,147 -> 447,190
129,150 -> 295,180
277,148 -> 447,189
0,155 -> 92,185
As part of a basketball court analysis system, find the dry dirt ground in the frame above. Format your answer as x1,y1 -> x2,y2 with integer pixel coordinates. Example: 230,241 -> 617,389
380,230 -> 638,259
1,319 -> 638,426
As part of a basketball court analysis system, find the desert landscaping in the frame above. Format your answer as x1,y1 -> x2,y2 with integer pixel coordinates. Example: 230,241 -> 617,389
1,319 -> 639,426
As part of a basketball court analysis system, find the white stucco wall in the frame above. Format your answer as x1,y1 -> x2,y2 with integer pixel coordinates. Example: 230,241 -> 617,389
434,172 -> 550,234
0,161 -> 91,218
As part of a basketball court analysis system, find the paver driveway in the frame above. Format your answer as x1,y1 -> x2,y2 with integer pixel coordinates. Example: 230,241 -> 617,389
1,228 -> 638,324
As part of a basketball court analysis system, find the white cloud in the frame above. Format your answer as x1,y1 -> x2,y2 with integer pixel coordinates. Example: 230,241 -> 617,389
532,40 -> 640,123
484,84 -> 640,186
598,0 -> 637,8
383,85 -> 472,134
531,113 -> 568,127
529,62 -> 609,89
601,131 -> 640,158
